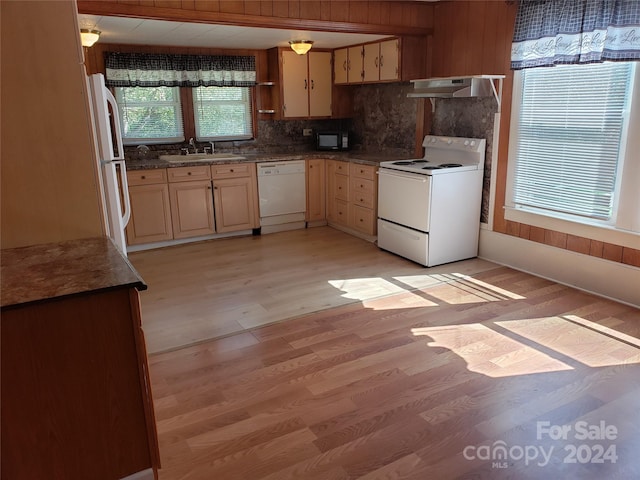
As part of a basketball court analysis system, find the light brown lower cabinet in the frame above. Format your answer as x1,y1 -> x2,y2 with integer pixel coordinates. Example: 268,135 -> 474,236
1,238 -> 159,480
169,179 -> 216,239
212,177 -> 255,232
306,158 -> 326,222
326,160 -> 378,236
211,163 -> 259,232
126,169 -> 173,245
167,165 -> 215,239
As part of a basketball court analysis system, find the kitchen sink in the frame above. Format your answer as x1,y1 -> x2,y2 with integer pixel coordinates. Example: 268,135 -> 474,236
159,153 -> 246,162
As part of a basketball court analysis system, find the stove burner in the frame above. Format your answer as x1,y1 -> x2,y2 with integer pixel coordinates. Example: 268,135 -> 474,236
422,166 -> 442,170
413,160 -> 429,164
393,161 -> 416,165
440,163 -> 463,168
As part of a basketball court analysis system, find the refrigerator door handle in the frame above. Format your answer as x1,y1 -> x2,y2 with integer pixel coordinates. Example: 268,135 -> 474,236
104,87 -> 125,161
114,160 -> 131,226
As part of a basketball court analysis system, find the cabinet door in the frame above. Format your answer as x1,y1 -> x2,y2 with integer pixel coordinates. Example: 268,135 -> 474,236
379,39 -> 400,81
306,159 -> 326,222
334,48 -> 348,85
308,51 -> 332,117
126,184 -> 173,245
169,180 -> 215,239
347,45 -> 363,83
213,177 -> 255,233
281,50 -> 309,118
363,43 -> 380,82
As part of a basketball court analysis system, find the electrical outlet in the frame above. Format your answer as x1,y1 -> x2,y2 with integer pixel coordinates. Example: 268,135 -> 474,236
303,128 -> 313,137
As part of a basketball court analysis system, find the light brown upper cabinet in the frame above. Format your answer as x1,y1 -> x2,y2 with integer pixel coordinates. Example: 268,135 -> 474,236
363,39 -> 400,82
334,37 -> 426,85
280,49 -> 332,118
334,45 -> 364,85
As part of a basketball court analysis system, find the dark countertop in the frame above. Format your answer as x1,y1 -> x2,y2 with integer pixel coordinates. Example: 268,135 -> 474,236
1,237 -> 146,309
126,151 -> 415,170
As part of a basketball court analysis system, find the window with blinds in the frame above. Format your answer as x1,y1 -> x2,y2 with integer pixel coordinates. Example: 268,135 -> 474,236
513,62 -> 633,221
193,86 -> 253,141
114,86 -> 184,145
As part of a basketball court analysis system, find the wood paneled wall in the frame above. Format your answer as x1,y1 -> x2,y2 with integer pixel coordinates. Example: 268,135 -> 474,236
1,1 -> 105,248
429,1 -> 639,268
78,0 -> 434,34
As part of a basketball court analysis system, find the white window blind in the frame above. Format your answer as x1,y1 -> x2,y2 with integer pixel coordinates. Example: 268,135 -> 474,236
193,86 -> 253,141
114,86 -> 184,145
513,62 -> 633,221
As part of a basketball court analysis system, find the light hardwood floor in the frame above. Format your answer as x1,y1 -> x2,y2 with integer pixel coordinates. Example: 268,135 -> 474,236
130,227 -> 498,354
136,227 -> 640,479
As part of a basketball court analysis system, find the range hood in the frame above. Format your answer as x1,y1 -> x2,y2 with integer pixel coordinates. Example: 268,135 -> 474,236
408,75 -> 505,110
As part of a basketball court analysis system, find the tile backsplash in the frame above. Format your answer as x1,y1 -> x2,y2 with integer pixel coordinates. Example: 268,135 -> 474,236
432,97 -> 499,224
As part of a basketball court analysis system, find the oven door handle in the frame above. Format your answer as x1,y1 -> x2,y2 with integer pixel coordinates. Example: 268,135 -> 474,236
377,169 -> 428,183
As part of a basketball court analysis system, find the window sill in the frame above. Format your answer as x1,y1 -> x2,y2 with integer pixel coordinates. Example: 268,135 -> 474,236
504,206 -> 640,250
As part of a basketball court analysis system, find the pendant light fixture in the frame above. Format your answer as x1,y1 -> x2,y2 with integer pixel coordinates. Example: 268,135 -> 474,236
289,40 -> 313,55
80,29 -> 101,47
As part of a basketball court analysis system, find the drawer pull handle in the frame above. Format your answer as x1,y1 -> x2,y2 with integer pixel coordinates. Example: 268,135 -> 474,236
230,169 -> 234,172
188,172 -> 192,175
141,175 -> 146,179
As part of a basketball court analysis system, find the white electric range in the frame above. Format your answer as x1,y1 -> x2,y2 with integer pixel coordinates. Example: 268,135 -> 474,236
377,135 -> 486,267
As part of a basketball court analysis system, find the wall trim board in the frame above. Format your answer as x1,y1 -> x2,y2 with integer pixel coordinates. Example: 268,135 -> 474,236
76,1 -> 433,36
479,229 -> 640,307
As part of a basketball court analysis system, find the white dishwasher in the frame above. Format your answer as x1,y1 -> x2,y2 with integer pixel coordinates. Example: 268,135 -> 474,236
257,160 -> 306,234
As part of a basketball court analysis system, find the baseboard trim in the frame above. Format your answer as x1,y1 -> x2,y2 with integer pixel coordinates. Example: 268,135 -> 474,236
121,468 -> 154,480
479,229 -> 640,307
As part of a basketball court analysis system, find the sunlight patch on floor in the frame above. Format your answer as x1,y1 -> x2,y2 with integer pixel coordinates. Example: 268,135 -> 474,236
328,277 -> 407,301
496,316 -> 640,368
411,323 -> 574,378
329,272 -> 525,309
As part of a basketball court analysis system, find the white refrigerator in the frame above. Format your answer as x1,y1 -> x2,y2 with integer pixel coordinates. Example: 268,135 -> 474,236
86,73 -> 131,255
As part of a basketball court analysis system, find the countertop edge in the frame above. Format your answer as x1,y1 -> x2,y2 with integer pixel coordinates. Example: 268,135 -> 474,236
125,152 -> 413,170
1,237 -> 147,309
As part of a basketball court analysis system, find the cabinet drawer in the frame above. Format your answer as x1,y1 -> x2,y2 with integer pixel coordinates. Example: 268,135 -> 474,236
333,198 -> 349,226
350,192 -> 375,209
211,163 -> 253,179
167,166 -> 211,182
350,204 -> 376,235
334,161 -> 349,175
350,177 -> 375,196
350,163 -> 376,180
127,169 -> 167,186
334,173 -> 349,201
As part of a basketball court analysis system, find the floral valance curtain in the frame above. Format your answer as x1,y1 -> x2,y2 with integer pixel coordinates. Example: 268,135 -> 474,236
104,52 -> 256,87
511,0 -> 640,70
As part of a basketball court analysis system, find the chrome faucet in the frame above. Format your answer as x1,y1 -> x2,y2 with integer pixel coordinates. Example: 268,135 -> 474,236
188,137 -> 199,154
209,141 -> 215,154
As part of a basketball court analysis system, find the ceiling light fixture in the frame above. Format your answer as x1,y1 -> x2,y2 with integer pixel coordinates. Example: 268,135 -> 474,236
289,40 -> 313,55
80,29 -> 101,47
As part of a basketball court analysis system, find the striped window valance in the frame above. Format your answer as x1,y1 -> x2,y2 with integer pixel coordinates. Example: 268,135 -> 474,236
104,52 -> 256,87
511,0 -> 640,70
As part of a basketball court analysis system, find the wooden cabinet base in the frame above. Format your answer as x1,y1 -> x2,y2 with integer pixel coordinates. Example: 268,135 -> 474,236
1,288 -> 159,480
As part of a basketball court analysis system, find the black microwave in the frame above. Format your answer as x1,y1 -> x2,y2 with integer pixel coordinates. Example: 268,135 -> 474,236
317,131 -> 349,151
